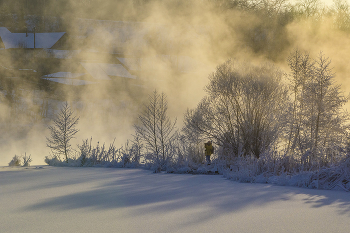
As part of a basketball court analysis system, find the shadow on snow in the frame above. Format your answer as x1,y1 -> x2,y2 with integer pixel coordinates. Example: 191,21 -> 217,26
12,167 -> 350,221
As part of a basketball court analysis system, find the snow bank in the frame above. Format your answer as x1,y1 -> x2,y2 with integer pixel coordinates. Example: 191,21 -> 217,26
223,163 -> 350,192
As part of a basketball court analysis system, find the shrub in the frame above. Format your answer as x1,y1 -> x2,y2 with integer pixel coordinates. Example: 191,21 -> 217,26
8,153 -> 32,167
22,153 -> 32,167
8,155 -> 21,166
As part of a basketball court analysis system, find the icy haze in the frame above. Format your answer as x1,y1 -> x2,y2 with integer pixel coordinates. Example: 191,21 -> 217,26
1,166 -> 349,233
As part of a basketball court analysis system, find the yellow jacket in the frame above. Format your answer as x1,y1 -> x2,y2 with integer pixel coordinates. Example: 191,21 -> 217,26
205,143 -> 213,156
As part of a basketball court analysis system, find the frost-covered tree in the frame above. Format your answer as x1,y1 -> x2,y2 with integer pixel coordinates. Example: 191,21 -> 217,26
46,102 -> 80,163
135,90 -> 176,171
287,50 -> 349,166
184,59 -> 288,161
309,53 -> 349,157
286,49 -> 314,154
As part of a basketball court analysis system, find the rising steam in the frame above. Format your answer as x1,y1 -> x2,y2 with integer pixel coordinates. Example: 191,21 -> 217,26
0,0 -> 348,165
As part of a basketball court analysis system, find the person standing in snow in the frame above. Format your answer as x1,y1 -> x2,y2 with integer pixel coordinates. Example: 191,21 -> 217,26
204,141 -> 214,165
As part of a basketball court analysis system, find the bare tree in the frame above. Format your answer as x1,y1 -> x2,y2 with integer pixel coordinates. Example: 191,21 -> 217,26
46,102 -> 80,163
135,90 -> 176,171
295,0 -> 321,18
333,0 -> 350,31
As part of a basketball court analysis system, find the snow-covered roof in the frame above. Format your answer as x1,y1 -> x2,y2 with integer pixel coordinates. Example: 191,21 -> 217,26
0,27 -> 11,35
80,62 -> 111,80
38,49 -> 81,59
42,72 -> 85,79
116,57 -> 140,71
43,78 -> 95,86
80,62 -> 136,80
98,63 -> 136,79
0,27 -> 65,49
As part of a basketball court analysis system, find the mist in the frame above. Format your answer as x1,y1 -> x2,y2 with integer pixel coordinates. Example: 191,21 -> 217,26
0,0 -> 349,165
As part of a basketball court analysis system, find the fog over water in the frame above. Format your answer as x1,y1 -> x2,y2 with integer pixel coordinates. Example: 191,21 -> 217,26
0,0 -> 349,165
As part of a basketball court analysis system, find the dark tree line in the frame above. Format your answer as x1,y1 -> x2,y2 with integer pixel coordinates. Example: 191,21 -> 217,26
0,0 -> 349,62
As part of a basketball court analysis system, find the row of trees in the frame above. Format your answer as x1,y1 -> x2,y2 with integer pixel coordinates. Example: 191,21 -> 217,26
1,0 -> 349,30
212,0 -> 350,60
46,50 -> 350,174
1,0 -> 349,64
183,50 -> 349,170
45,92 -> 178,171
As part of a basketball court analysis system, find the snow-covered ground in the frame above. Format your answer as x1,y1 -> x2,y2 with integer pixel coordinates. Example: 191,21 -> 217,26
1,166 -> 350,233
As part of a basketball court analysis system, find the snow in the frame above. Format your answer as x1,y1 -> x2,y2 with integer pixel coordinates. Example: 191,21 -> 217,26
1,166 -> 350,233
80,62 -> 112,80
43,78 -> 96,86
38,49 -> 81,59
0,27 -> 11,35
117,57 -> 141,71
98,63 -> 136,79
80,62 -> 136,80
42,72 -> 85,79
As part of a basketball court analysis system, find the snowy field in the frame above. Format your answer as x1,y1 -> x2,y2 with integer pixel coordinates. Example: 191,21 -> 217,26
1,166 -> 350,233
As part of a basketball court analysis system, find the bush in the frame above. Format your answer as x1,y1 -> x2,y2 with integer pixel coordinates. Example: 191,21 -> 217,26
45,137 -> 143,168
22,153 -> 32,167
8,155 -> 21,166
8,153 -> 32,167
